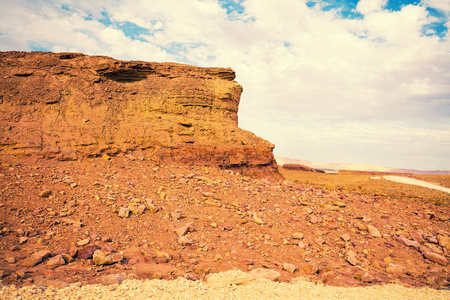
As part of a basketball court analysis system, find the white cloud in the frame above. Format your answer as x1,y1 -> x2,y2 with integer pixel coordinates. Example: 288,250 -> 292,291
423,0 -> 450,13
0,0 -> 449,169
356,0 -> 387,15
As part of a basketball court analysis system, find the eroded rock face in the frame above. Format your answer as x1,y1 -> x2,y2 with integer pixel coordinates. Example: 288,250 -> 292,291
0,51 -> 278,176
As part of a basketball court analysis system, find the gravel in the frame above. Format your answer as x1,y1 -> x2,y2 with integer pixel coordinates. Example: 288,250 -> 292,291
1,270 -> 449,300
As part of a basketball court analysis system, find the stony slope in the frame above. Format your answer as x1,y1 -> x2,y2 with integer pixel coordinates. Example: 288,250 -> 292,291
0,156 -> 448,290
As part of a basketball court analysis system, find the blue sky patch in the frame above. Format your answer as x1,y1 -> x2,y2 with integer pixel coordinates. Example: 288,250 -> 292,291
218,0 -> 245,15
98,11 -> 150,42
306,0 -> 363,19
29,41 -> 53,52
99,11 -> 112,27
423,7 -> 448,38
117,21 -> 150,41
384,0 -> 421,12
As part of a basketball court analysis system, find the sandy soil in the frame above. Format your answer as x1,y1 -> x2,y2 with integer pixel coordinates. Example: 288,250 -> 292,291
1,270 -> 449,300
383,176 -> 450,194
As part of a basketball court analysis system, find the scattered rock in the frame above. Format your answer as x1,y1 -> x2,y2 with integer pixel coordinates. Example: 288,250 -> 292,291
178,236 -> 193,246
78,245 -> 101,259
292,232 -> 304,240
39,190 -> 52,198
175,223 -> 193,237
301,262 -> 319,275
249,268 -> 281,281
437,234 -> 450,251
145,199 -> 159,213
93,250 -> 124,266
345,250 -> 358,266
424,242 -> 444,255
340,234 -> 351,242
386,263 -> 403,276
253,214 -> 264,225
4,257 -> 15,264
21,250 -> 51,267
410,231 -> 425,243
46,254 -> 66,269
422,251 -> 448,266
77,238 -> 90,247
128,204 -> 146,215
118,207 -> 130,218
150,251 -> 172,264
397,236 -> 420,249
354,221 -> 367,231
282,263 -> 297,273
19,237 -> 28,244
367,225 -> 381,238
101,236 -> 112,242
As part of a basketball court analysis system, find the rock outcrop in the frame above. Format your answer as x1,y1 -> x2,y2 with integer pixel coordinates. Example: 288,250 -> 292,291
0,51 -> 278,176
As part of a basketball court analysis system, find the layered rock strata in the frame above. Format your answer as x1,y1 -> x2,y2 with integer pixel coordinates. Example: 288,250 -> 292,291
0,51 -> 278,176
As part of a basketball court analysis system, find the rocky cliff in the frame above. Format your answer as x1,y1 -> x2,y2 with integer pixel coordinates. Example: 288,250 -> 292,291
0,51 -> 278,176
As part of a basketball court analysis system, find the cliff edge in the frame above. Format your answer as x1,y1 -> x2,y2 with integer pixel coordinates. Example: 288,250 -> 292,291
0,51 -> 278,177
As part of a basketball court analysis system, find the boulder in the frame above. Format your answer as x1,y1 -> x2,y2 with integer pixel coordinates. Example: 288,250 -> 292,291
93,250 -> 124,266
21,250 -> 51,268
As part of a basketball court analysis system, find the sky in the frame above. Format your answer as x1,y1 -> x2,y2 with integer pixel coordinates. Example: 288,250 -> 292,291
0,0 -> 449,170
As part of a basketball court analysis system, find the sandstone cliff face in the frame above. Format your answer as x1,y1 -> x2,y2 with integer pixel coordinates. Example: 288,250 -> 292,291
0,51 -> 278,176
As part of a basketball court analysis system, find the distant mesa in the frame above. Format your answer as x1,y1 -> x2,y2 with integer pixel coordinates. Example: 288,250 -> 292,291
281,164 -> 325,173
275,156 -> 450,175
0,51 -> 280,178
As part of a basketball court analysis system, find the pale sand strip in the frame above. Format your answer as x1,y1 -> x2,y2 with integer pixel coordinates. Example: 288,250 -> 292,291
383,176 -> 450,194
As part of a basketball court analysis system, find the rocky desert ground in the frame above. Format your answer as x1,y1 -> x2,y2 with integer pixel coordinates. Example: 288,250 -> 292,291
0,51 -> 449,298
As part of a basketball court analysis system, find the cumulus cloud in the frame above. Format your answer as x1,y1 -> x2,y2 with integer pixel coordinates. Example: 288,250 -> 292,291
0,0 -> 449,169
356,0 -> 387,15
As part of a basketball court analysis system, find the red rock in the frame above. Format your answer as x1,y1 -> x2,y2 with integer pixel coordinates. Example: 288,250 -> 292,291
39,190 -> 52,198
77,245 -> 101,259
46,254 -> 66,269
345,250 -> 359,266
282,263 -> 297,273
101,236 -> 112,242
422,251 -> 448,266
21,250 -> 51,268
175,223 -> 193,237
118,207 -> 130,218
410,231 -> 425,243
367,225 -> 381,238
437,234 -> 450,250
178,236 -> 193,246
354,221 -> 367,231
397,236 -> 420,249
